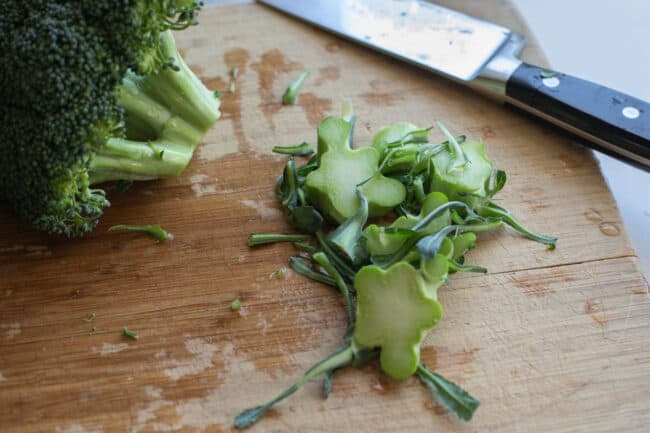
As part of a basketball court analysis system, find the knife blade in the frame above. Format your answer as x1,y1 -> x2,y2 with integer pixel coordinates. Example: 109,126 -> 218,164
258,0 -> 650,171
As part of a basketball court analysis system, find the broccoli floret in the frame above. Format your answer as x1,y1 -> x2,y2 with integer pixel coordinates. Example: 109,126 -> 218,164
0,1 -> 220,236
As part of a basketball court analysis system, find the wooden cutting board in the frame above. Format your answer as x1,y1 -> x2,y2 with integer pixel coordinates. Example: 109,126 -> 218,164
1,2 -> 648,432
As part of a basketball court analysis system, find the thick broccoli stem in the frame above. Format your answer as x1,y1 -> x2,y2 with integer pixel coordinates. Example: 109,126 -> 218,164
90,137 -> 194,183
89,31 -> 220,184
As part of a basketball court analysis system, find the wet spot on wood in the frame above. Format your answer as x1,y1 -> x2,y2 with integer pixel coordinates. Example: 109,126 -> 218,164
264,408 -> 282,419
435,347 -> 479,370
584,208 -> 603,223
525,198 -> 549,210
523,187 -> 549,210
584,300 -> 606,327
598,222 -> 620,237
481,126 -> 496,139
252,353 -> 295,378
420,345 -> 438,370
325,40 -> 343,53
583,300 -> 599,313
516,276 -> 555,297
450,348 -> 479,365
196,48 -> 252,155
314,66 -> 341,85
590,314 -> 607,328
224,48 -> 252,152
224,48 -> 250,75
369,80 -> 382,91
200,75 -> 228,93
423,399 -> 448,416
251,49 -> 302,130
299,92 -> 333,128
361,90 -> 402,106
522,284 -> 554,297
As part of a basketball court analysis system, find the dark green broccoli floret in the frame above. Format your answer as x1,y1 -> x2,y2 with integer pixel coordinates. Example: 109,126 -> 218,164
0,1 -> 220,236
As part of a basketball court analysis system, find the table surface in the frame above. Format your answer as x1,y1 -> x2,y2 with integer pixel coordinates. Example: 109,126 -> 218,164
207,0 -> 650,276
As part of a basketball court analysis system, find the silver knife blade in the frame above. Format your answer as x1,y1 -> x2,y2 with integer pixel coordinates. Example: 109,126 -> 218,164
258,0 -> 514,81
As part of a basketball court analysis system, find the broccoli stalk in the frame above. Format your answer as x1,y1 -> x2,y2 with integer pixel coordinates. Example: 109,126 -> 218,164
1,1 -> 220,237
89,31 -> 220,184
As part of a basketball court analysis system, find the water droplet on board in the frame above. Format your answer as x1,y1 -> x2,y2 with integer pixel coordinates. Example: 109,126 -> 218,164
584,208 -> 603,222
598,222 -> 620,237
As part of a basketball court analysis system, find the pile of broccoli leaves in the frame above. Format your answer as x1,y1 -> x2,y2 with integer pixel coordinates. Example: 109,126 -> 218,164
239,106 -> 556,428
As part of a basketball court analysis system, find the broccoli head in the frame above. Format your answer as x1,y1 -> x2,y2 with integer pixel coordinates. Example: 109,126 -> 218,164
0,1 -> 220,236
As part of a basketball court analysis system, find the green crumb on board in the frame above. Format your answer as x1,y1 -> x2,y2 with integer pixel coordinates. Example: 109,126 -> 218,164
122,327 -> 139,340
282,70 -> 309,105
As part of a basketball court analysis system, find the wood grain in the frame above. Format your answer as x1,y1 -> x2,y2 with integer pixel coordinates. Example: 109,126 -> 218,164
0,2 -> 647,433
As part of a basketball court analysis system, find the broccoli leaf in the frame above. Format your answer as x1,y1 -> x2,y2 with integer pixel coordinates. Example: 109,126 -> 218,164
417,364 -> 480,421
273,142 -> 315,156
327,190 -> 369,264
108,224 -> 171,241
288,206 -> 323,234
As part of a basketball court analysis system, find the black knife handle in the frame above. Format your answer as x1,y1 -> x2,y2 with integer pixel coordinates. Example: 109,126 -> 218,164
505,62 -> 650,170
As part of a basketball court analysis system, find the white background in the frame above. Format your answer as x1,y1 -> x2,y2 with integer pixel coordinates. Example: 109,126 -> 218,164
206,0 -> 650,276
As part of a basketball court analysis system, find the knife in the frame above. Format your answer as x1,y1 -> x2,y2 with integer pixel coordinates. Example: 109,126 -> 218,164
258,0 -> 650,171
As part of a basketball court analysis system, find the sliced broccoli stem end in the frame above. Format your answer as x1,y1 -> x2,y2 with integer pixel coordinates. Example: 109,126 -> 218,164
90,31 -> 221,185
126,30 -> 221,135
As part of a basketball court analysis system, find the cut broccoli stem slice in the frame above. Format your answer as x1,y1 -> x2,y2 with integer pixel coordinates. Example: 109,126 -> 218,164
88,30 -> 220,184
